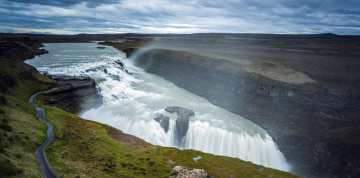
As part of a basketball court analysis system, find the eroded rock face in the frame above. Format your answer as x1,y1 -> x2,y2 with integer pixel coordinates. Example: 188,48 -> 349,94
165,106 -> 195,118
135,48 -> 360,177
170,166 -> 207,178
153,114 -> 170,133
175,117 -> 189,145
164,106 -> 194,146
42,76 -> 102,114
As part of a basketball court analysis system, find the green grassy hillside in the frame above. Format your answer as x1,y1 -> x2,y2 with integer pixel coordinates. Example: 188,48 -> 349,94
0,56 -> 53,176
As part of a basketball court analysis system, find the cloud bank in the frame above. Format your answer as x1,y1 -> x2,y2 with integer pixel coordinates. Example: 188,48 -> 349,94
0,0 -> 359,34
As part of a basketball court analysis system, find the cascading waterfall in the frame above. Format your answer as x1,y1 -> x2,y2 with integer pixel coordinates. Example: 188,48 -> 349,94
26,43 -> 291,172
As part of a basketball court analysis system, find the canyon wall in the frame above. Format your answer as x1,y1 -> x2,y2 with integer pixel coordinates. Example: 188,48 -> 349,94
133,48 -> 360,177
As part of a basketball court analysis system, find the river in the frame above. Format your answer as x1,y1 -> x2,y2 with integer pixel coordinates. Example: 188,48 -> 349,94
26,42 -> 290,171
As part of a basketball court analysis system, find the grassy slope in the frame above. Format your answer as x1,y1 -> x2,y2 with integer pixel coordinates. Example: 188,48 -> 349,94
0,58 -> 53,177
42,105 -> 297,178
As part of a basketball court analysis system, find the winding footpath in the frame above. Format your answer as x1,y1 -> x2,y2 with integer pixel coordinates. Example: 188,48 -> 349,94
29,90 -> 57,178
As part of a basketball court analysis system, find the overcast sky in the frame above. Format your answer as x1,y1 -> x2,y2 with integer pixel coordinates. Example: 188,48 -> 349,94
0,0 -> 359,34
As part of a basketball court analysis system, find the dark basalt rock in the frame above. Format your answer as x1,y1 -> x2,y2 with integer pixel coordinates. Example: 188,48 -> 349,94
165,106 -> 195,118
115,60 -> 124,68
153,114 -> 170,133
114,60 -> 131,74
175,117 -> 189,145
123,48 -> 137,58
39,49 -> 49,54
42,76 -> 102,114
164,106 -> 194,145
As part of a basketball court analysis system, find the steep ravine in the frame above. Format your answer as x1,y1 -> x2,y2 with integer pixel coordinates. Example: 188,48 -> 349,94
0,37 -> 299,177
26,42 -> 293,173
131,48 -> 360,177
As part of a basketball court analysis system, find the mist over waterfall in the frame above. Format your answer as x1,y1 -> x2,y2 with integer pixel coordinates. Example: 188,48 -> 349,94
26,43 -> 291,172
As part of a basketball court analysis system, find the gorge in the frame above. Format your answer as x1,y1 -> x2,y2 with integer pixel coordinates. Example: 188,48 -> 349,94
25,42 -> 291,172
2,33 -> 359,178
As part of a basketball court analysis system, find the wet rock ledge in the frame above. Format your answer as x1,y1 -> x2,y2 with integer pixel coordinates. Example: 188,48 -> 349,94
41,76 -> 102,114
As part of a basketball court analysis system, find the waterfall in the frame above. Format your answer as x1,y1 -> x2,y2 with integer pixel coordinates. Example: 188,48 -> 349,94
26,42 -> 291,172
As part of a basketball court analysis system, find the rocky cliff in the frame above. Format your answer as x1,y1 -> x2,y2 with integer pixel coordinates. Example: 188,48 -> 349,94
40,76 -> 102,114
132,47 -> 360,177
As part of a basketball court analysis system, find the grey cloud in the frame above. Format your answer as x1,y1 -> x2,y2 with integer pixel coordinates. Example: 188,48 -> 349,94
0,0 -> 359,34
6,0 -> 121,7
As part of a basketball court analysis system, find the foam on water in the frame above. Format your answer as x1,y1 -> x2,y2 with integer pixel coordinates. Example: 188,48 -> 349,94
26,43 -> 291,171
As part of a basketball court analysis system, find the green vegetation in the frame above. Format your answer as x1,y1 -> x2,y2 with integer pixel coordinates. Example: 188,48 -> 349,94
42,105 -> 297,178
0,40 -> 54,177
0,94 -> 48,177
0,85 -> 52,177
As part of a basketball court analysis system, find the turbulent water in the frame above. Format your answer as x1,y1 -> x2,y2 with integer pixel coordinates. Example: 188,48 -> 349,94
26,43 -> 291,171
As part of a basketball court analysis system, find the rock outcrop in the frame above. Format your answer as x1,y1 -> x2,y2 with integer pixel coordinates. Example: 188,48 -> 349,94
175,117 -> 189,145
42,76 -> 102,114
164,106 -> 194,146
165,106 -> 195,118
153,114 -> 170,133
170,166 -> 207,178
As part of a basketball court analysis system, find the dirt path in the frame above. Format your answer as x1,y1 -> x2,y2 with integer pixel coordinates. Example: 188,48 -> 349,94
29,90 -> 57,178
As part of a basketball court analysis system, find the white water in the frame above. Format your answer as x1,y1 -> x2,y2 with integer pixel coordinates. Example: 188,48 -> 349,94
26,43 -> 291,171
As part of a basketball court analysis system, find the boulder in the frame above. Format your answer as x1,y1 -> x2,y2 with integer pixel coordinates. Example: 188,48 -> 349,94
153,114 -> 170,133
165,106 -> 195,118
170,166 -> 207,178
